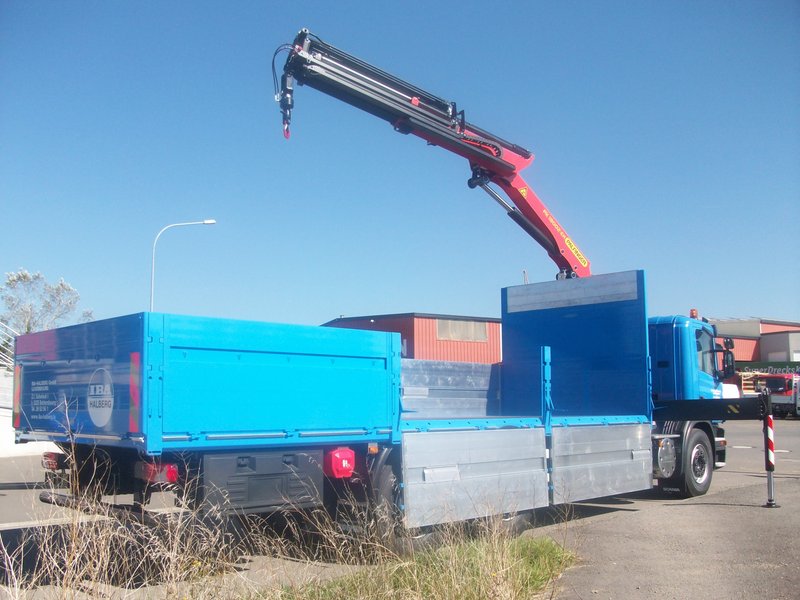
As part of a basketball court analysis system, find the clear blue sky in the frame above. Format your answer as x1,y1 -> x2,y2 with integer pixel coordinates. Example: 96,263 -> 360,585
2,1 -> 798,327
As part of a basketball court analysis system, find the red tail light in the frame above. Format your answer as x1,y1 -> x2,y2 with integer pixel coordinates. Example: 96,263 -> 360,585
42,451 -> 68,471
128,352 -> 142,433
135,461 -> 180,484
323,447 -> 356,478
165,464 -> 179,484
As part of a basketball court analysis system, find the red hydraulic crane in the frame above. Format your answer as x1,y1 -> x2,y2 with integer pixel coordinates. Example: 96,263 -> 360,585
276,29 -> 590,279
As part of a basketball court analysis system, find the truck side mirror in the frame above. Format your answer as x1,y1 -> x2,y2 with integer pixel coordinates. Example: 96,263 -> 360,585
721,350 -> 735,379
723,337 -> 735,350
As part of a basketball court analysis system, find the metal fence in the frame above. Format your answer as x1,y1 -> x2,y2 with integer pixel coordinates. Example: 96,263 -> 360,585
0,321 -> 18,371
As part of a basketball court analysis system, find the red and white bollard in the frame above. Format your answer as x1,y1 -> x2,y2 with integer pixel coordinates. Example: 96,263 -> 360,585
762,395 -> 779,508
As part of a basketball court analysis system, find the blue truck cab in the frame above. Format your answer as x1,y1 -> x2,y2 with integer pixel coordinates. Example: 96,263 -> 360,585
649,316 -> 736,495
650,316 -> 730,402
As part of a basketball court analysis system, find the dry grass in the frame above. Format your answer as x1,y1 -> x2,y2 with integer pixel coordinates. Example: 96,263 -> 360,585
265,520 -> 574,600
1,499 -> 241,598
0,455 -> 574,600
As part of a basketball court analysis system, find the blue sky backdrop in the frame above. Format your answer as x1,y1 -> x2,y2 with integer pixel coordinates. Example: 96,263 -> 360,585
2,1 -> 798,326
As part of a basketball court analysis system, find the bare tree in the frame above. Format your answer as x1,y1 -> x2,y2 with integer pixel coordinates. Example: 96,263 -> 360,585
1,269 -> 93,334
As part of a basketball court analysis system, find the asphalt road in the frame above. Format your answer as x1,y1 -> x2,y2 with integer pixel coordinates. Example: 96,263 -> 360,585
550,418 -> 800,600
1,418 -> 797,599
0,451 -> 71,528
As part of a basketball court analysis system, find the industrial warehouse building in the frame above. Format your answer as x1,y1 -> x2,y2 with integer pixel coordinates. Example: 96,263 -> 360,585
325,312 -> 800,378
324,313 -> 501,364
711,317 -> 800,373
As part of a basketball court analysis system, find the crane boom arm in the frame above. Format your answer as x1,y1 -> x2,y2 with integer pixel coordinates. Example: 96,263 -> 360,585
277,29 -> 590,278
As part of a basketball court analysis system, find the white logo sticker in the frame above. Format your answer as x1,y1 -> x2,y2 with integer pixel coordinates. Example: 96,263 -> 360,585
87,369 -> 114,428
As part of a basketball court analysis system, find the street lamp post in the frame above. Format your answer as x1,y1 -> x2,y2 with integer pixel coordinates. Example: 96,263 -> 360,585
150,219 -> 216,312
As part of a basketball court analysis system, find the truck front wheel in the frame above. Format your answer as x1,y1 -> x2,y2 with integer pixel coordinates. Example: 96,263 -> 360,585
681,429 -> 713,497
658,428 -> 714,498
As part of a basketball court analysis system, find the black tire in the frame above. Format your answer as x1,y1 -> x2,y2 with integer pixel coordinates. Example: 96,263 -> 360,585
70,447 -> 111,503
498,512 -> 533,537
372,464 -> 438,554
680,429 -> 713,497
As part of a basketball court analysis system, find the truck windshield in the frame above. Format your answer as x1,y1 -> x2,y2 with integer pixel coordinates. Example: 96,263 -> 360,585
756,378 -> 789,393
696,329 -> 716,377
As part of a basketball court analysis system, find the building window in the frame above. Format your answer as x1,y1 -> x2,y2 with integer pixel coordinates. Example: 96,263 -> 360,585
436,319 -> 488,342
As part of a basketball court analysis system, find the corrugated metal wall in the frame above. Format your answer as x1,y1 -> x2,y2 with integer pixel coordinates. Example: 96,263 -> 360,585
324,314 -> 502,363
412,317 -> 501,364
730,338 -> 760,361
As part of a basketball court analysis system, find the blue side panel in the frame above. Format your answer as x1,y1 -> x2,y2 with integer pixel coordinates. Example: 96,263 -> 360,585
15,314 -> 145,447
152,314 -> 400,453
649,316 -> 682,402
16,313 -> 401,455
501,271 -> 652,422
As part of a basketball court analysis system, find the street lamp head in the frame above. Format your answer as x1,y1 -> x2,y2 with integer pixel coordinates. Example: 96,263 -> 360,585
150,218 -> 218,312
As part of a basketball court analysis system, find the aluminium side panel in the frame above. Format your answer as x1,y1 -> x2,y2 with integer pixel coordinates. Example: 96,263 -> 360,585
550,423 -> 652,504
401,427 -> 548,528
400,359 -> 500,418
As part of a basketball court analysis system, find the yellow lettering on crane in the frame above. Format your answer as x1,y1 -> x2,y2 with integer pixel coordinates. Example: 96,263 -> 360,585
565,238 -> 589,267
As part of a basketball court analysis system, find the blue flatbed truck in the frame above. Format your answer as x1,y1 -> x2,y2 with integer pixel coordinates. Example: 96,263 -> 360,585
13,271 -> 759,531
12,29 -> 764,530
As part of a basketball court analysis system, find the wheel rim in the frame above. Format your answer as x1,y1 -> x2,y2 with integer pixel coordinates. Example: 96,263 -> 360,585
690,443 -> 709,484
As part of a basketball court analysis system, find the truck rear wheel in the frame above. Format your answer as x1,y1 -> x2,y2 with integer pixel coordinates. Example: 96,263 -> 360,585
373,464 -> 438,554
69,447 -> 112,503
